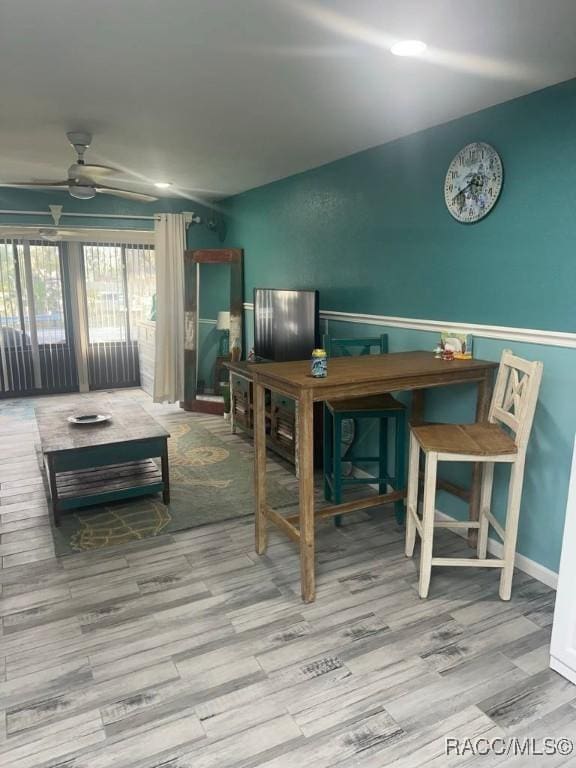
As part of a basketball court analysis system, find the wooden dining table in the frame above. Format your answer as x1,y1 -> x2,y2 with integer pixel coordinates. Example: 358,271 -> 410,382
245,350 -> 498,602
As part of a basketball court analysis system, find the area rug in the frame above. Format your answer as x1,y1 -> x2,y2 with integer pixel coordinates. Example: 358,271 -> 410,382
51,418 -> 297,555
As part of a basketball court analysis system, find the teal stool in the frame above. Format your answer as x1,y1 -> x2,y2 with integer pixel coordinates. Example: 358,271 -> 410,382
322,334 -> 407,527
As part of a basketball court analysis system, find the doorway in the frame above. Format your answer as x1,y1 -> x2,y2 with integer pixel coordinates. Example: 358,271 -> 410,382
82,242 -> 155,390
0,235 -> 156,397
0,239 -> 77,395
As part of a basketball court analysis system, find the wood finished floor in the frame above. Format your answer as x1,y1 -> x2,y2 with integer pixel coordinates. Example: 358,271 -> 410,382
0,389 -> 573,768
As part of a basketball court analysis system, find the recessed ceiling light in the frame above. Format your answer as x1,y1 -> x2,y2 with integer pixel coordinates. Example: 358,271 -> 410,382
154,182 -> 172,189
390,40 -> 427,57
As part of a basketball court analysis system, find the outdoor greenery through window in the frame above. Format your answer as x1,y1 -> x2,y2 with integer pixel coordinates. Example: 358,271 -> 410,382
0,241 -> 66,347
0,241 -> 22,348
83,244 -> 156,344
22,244 -> 67,344
126,246 -> 156,335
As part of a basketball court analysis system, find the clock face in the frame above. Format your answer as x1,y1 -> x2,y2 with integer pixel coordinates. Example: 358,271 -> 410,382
444,142 -> 503,223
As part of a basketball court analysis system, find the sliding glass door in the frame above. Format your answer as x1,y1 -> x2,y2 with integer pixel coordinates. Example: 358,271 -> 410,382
82,242 -> 155,390
0,235 -> 156,397
0,239 -> 77,395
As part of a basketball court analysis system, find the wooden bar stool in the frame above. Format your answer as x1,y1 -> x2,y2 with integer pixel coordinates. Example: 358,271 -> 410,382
405,349 -> 543,600
322,334 -> 407,527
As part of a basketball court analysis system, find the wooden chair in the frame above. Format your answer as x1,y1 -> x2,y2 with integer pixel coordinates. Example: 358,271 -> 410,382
323,334 -> 407,527
405,349 -> 543,600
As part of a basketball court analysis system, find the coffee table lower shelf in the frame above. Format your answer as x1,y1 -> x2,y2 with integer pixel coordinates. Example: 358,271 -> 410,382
46,459 -> 167,524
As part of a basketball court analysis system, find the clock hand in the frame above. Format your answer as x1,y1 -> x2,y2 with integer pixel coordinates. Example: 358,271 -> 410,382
451,175 -> 483,203
452,182 -> 473,203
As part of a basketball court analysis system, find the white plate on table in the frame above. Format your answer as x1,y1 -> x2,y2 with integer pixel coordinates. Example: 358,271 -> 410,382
67,413 -> 112,425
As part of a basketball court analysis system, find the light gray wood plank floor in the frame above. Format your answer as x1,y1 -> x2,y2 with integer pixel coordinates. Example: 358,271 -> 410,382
0,388 -> 571,768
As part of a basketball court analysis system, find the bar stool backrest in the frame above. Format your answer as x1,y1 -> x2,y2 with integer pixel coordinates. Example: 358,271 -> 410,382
323,333 -> 388,358
488,349 -> 543,452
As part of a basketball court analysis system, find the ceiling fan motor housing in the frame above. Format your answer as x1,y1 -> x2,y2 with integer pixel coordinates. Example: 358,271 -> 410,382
68,184 -> 96,200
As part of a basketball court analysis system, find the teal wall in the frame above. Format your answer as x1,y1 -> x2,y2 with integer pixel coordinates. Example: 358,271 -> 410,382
225,79 -> 576,576
225,78 -> 576,333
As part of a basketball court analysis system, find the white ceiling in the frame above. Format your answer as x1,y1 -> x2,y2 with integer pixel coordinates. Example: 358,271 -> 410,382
0,0 -> 575,201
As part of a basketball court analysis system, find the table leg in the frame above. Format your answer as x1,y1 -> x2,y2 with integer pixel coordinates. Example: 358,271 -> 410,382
161,440 -> 170,505
294,401 -> 300,480
254,381 -> 268,554
229,371 -> 236,434
298,389 -> 315,602
410,389 -> 426,426
469,370 -> 494,545
407,389 -> 427,527
46,455 -> 60,527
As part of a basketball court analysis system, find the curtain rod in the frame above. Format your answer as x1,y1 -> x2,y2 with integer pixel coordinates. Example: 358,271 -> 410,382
0,209 -> 156,221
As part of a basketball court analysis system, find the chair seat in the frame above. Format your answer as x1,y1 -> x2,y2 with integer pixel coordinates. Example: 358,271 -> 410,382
412,422 -> 517,456
326,393 -> 405,414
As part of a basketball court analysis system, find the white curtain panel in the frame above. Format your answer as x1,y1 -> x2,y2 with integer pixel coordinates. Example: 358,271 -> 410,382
153,213 -> 186,403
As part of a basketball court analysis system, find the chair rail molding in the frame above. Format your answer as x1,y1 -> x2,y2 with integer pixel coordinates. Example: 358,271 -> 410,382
243,303 -> 576,349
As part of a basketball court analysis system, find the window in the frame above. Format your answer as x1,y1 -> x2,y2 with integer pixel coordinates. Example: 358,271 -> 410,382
21,243 -> 67,345
0,241 -> 67,347
125,245 -> 156,330
83,243 -> 156,344
0,241 -> 25,348
83,244 -> 129,343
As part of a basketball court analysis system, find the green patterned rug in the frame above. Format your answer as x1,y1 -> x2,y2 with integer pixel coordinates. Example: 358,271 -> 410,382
51,418 -> 297,555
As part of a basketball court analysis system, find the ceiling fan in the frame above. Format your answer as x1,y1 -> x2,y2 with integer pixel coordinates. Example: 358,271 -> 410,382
0,227 -> 93,241
37,228 -> 78,241
0,132 -> 158,203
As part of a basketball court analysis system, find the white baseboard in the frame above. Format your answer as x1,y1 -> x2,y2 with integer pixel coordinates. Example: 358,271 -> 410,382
550,656 -> 576,685
434,509 -> 558,590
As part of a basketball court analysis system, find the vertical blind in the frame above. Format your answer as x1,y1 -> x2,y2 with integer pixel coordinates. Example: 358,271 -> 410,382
0,238 -> 76,394
0,236 -> 156,395
82,241 -> 156,390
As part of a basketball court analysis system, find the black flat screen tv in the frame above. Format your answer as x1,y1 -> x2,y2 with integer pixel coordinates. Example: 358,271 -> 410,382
253,288 -> 319,362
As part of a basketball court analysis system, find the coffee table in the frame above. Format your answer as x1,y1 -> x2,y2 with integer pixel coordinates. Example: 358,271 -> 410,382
35,398 -> 170,526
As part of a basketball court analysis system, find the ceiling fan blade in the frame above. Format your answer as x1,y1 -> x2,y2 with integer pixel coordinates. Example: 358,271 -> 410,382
0,180 -> 70,188
95,185 -> 158,203
38,228 -> 63,241
68,163 -> 120,179
39,229 -> 80,240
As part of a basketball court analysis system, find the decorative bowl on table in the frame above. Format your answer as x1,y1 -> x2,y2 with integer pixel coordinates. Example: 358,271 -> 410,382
67,413 -> 112,425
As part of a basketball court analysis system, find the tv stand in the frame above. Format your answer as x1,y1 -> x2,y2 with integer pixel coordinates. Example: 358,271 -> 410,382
226,361 -> 323,471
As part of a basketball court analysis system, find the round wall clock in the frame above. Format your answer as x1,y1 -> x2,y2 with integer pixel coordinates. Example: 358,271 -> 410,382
444,142 -> 503,223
